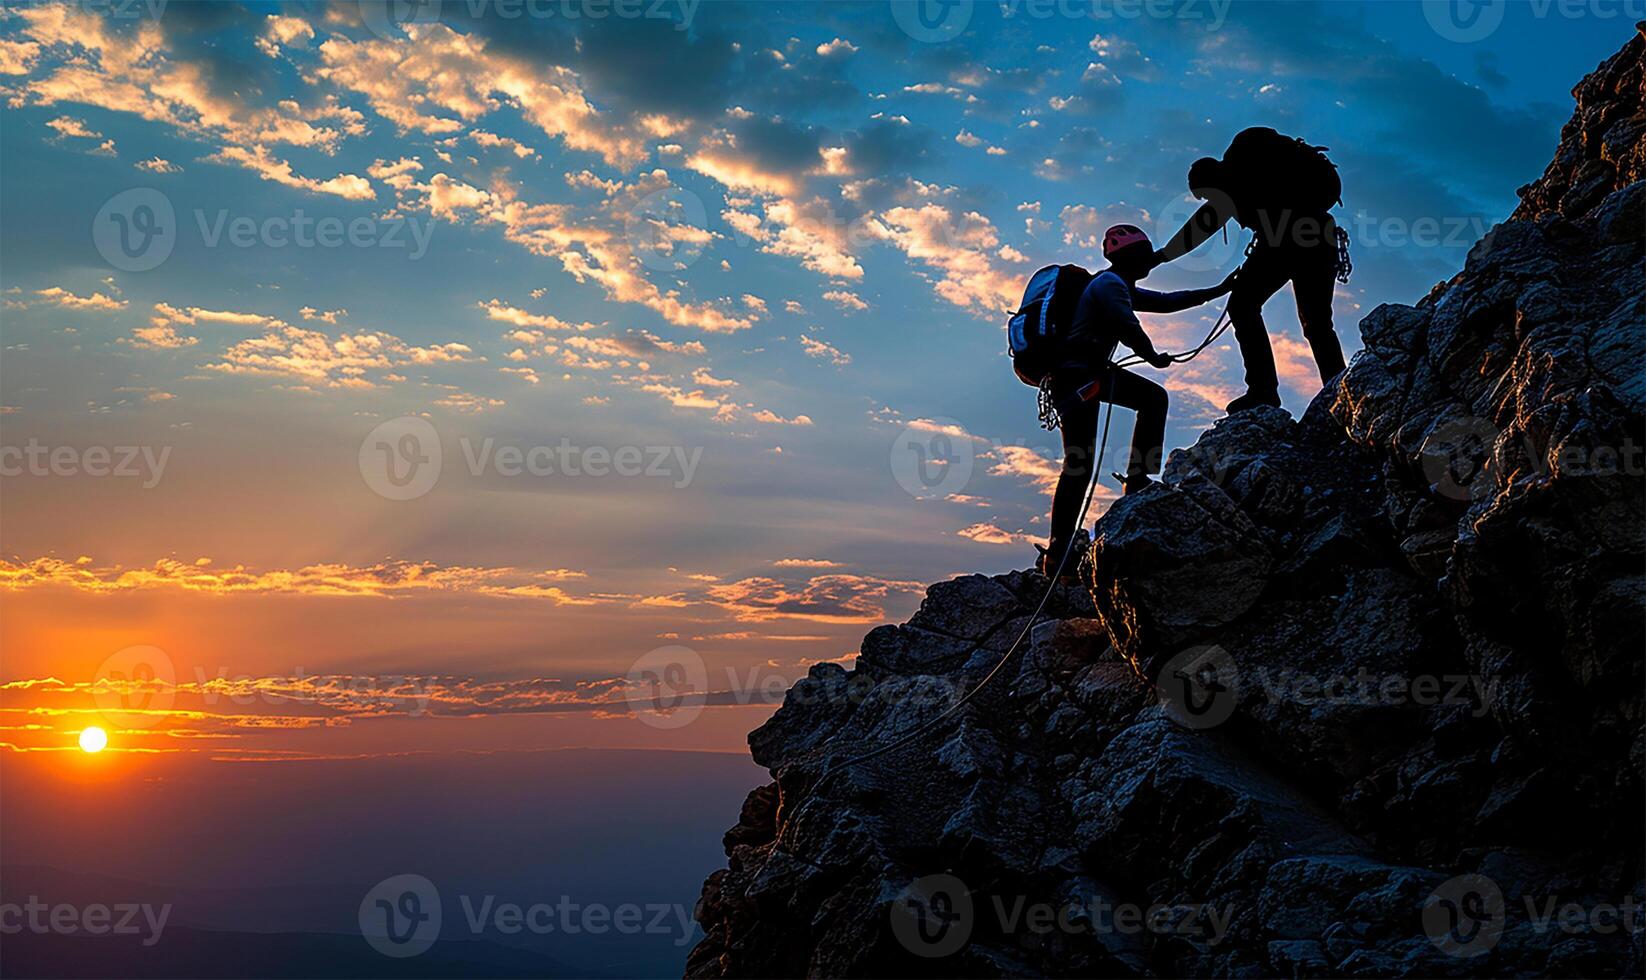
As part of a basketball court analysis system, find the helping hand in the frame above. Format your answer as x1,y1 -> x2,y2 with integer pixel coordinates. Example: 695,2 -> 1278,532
1145,350 -> 1173,369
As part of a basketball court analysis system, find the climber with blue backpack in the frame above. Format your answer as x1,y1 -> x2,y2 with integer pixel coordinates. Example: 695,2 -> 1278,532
1009,224 -> 1236,578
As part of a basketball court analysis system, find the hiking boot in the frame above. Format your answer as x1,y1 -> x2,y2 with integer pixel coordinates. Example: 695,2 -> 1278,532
1035,534 -> 1085,582
1035,540 -> 1070,579
1114,472 -> 1156,495
1225,389 -> 1282,414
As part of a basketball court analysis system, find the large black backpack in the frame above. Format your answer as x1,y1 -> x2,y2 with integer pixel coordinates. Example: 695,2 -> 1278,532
1007,264 -> 1091,386
1227,127 -> 1342,212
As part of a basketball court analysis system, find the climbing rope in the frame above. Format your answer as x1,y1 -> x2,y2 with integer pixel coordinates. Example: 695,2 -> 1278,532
806,366 -> 1119,789
1036,375 -> 1060,431
793,264 -> 1247,795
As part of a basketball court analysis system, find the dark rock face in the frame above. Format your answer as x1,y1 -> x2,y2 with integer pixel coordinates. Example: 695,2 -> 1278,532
689,28 -> 1646,979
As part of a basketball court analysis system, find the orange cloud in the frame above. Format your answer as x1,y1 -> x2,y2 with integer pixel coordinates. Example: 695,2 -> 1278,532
0,557 -> 597,602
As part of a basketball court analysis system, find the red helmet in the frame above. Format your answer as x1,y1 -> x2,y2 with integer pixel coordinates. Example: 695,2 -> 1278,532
1102,224 -> 1152,259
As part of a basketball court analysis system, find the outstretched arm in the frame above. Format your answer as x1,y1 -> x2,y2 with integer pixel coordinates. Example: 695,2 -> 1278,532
1131,269 -> 1238,313
1083,275 -> 1171,368
1154,199 -> 1234,264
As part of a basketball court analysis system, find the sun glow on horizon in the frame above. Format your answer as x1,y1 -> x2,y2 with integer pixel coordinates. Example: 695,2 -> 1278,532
78,726 -> 107,753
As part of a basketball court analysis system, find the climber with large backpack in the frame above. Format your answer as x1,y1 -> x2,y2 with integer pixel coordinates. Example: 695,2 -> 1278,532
1009,224 -> 1236,578
1153,127 -> 1353,414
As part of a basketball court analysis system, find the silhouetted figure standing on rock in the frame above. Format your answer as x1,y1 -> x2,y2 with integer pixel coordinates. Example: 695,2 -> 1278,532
1155,127 -> 1351,413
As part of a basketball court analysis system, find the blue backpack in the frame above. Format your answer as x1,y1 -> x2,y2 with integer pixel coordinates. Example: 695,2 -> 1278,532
1007,264 -> 1092,386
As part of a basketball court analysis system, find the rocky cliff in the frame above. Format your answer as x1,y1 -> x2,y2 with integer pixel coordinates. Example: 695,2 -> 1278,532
689,27 -> 1645,979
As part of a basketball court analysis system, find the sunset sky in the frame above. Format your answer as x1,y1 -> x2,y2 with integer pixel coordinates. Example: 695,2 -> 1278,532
0,0 -> 1631,914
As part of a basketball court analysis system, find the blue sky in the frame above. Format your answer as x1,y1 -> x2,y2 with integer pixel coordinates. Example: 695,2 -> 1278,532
0,1 -> 1633,759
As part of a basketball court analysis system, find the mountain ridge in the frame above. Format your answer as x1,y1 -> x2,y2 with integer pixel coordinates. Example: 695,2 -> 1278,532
688,25 -> 1645,979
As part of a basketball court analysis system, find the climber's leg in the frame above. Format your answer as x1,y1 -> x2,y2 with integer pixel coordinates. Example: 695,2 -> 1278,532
1226,245 -> 1288,408
1104,368 -> 1168,489
1294,218 -> 1346,384
1045,374 -> 1100,565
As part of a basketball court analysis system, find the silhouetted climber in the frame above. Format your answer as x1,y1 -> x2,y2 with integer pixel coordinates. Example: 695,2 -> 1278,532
1154,127 -> 1351,413
1036,225 -> 1233,577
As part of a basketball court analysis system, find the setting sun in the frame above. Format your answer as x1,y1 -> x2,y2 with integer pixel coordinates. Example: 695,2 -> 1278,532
78,726 -> 107,753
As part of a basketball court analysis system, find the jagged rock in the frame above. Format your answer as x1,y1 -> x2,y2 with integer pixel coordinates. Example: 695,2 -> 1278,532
691,28 -> 1646,979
